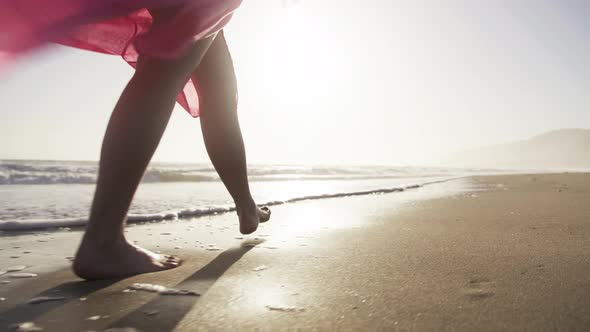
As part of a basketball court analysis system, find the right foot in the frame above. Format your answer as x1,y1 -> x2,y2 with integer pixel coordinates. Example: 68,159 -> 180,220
237,205 -> 271,235
73,237 -> 180,280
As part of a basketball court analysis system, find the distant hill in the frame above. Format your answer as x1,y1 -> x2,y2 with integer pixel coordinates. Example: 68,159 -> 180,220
445,129 -> 590,171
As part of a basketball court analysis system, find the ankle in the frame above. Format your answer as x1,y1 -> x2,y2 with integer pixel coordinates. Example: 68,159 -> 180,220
81,228 -> 126,249
236,198 -> 257,215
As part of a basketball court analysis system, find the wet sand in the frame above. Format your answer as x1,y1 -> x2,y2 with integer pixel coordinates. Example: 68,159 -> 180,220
0,174 -> 589,331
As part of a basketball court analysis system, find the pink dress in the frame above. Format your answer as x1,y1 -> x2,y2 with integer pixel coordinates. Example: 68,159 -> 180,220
0,0 -> 243,117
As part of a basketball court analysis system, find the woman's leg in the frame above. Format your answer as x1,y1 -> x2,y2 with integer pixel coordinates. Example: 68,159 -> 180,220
193,31 -> 270,235
73,35 -> 215,280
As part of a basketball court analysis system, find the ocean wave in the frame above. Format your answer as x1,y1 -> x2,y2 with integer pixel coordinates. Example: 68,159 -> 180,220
0,160 -> 458,185
0,180 -> 451,231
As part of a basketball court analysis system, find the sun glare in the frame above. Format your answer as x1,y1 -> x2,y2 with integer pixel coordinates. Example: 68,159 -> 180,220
259,3 -> 354,118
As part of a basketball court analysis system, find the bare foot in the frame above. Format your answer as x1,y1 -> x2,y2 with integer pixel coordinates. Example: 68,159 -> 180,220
238,205 -> 271,235
73,237 -> 180,280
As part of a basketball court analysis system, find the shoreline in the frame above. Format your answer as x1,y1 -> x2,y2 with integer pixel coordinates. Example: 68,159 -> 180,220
0,176 -> 463,232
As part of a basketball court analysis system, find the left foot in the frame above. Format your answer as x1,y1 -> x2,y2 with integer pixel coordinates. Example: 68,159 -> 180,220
237,204 -> 271,235
73,237 -> 181,280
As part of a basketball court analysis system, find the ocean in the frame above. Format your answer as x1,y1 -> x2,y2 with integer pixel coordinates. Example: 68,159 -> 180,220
0,160 -> 492,231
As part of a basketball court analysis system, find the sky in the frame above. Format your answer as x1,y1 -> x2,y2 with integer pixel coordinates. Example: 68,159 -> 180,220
0,0 -> 588,166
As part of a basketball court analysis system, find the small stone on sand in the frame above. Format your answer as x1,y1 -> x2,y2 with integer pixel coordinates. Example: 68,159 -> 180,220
253,265 -> 268,272
205,247 -> 223,251
13,322 -> 43,331
266,305 -> 305,312
28,296 -> 66,305
144,310 -> 159,316
161,232 -> 172,235
2,280 -> 11,284
10,273 -> 38,278
86,315 -> 102,321
10,256 -> 20,259
129,283 -> 200,296
79,297 -> 87,301
160,289 -> 200,296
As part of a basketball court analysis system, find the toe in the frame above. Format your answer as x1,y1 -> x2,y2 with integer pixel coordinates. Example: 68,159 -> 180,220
259,206 -> 271,223
162,260 -> 181,268
167,255 -> 181,262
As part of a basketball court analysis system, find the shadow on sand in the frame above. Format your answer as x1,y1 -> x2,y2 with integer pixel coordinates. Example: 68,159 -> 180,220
108,245 -> 254,331
0,277 -> 119,329
1,244 -> 256,331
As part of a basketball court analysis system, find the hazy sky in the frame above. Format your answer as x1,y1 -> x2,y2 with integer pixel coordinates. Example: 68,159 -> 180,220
0,0 -> 588,165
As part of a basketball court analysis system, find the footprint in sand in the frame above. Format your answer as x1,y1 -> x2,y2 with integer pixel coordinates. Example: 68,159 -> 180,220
464,277 -> 494,300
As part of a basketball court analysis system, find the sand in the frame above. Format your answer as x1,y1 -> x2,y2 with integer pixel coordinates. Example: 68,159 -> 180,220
0,174 -> 589,331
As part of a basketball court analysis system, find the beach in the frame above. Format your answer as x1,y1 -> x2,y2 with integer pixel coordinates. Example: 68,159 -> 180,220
0,173 -> 589,331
